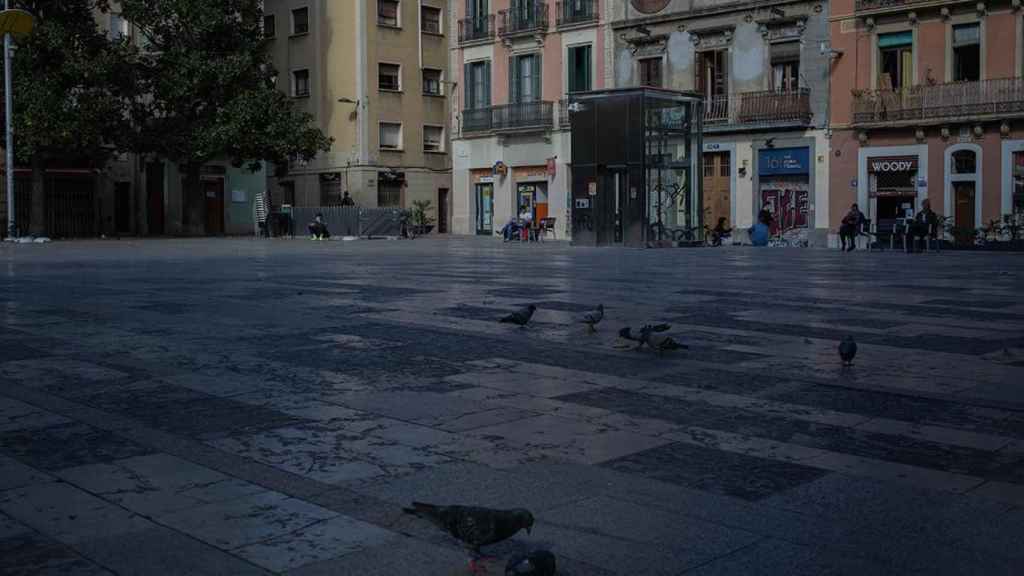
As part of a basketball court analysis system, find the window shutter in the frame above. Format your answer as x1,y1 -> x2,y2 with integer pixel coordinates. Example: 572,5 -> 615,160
533,54 -> 542,101
483,61 -> 492,106
466,0 -> 474,19
510,56 -> 519,102
464,63 -> 472,109
584,45 -> 592,92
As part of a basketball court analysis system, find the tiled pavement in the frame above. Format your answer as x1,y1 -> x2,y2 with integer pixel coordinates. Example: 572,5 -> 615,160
1,237 -> 1023,575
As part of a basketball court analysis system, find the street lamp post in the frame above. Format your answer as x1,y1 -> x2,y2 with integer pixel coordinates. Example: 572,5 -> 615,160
4,0 -> 14,238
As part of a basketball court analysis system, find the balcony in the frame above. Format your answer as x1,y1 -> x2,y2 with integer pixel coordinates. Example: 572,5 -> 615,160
703,89 -> 813,131
851,78 -> 1024,127
458,15 -> 495,44
855,0 -> 973,13
556,0 -> 598,28
499,2 -> 549,38
558,98 -> 571,128
462,101 -> 555,135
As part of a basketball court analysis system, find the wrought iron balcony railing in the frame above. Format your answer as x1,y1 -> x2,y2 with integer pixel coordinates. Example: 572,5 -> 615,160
462,101 -> 555,134
558,98 -> 571,128
851,78 -> 1024,126
499,1 -> 549,37
703,89 -> 812,129
458,15 -> 495,44
556,0 -> 598,27
855,0 -> 972,12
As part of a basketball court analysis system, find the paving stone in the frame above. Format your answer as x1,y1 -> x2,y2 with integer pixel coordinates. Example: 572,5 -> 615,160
0,422 -> 155,471
0,531 -> 115,576
0,482 -> 153,544
233,514 -> 397,572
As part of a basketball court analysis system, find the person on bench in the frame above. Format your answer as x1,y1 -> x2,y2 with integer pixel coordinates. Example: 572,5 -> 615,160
905,199 -> 937,253
839,203 -> 866,252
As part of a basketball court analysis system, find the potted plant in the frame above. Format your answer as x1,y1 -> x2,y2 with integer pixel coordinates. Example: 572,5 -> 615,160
411,200 -> 436,236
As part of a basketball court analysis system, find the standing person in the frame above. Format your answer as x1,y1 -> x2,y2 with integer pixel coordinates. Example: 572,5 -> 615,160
839,203 -> 867,252
519,207 -> 534,242
905,199 -> 936,253
308,213 -> 330,240
340,191 -> 355,207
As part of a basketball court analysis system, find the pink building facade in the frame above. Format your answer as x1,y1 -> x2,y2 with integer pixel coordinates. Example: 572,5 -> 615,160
450,0 -> 608,238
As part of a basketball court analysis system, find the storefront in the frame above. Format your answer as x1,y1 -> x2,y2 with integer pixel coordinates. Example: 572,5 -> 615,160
868,155 -> 919,225
758,147 -> 810,236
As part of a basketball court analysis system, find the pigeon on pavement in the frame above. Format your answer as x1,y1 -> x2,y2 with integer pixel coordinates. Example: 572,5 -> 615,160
506,550 -> 557,576
580,304 -> 604,332
500,305 -> 537,327
640,325 -> 688,353
839,335 -> 857,367
403,502 -> 534,574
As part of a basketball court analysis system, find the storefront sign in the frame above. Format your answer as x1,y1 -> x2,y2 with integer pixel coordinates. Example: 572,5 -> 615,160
704,143 -> 722,152
575,198 -> 591,209
478,176 -> 494,183
868,157 -> 918,173
758,147 -> 809,176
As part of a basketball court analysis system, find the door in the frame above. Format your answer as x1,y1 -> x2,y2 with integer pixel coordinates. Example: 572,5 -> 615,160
702,152 -> 731,231
115,182 -> 131,234
955,182 -> 976,230
476,183 -> 494,235
146,162 -> 165,235
437,188 -> 449,234
203,178 -> 225,235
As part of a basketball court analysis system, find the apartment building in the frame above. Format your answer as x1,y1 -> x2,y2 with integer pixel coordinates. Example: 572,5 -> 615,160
265,0 -> 452,227
829,0 -> 1024,245
610,0 -> 833,246
450,0 -> 607,238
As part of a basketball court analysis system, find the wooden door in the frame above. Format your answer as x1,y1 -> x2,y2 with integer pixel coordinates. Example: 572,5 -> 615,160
437,188 -> 449,233
702,152 -> 731,230
955,182 -> 976,230
203,178 -> 224,235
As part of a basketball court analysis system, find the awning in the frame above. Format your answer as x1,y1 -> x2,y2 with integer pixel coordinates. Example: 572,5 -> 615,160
878,31 -> 912,48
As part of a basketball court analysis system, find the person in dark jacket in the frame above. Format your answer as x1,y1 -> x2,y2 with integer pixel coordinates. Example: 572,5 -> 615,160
905,199 -> 937,253
308,213 -> 330,240
839,203 -> 867,251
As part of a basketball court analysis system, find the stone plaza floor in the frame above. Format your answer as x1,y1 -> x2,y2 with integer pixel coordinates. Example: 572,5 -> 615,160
1,236 -> 1023,575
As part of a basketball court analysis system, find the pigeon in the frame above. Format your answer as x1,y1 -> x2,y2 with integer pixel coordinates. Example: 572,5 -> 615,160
580,304 -> 604,331
506,550 -> 557,576
639,325 -> 688,353
500,304 -> 537,327
618,324 -> 670,343
403,502 -> 534,574
839,335 -> 857,367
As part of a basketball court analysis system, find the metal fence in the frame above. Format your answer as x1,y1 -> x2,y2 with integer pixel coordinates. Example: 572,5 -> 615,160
288,206 -> 404,238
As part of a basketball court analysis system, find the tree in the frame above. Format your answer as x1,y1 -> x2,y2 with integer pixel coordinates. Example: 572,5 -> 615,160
119,0 -> 332,235
2,0 -> 135,236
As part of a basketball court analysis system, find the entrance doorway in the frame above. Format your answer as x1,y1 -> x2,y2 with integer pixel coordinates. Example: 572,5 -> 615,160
115,182 -> 132,234
475,183 -> 494,235
703,152 -> 730,230
146,162 -> 165,235
203,178 -> 225,235
437,188 -> 449,233
954,182 -> 976,229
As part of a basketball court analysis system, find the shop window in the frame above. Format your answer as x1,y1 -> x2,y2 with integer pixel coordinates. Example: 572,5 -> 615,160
379,63 -> 401,91
421,6 -> 441,33
951,150 -> 977,174
379,0 -> 400,27
379,122 -> 402,150
423,69 -> 442,95
378,177 -> 403,207
638,57 -> 662,88
1013,152 -> 1024,218
953,23 -> 980,82
770,42 -> 800,93
568,44 -> 592,93
292,7 -> 309,35
320,173 -> 343,206
879,31 -> 913,91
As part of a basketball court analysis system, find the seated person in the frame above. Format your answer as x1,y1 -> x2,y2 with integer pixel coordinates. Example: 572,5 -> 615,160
711,217 -> 732,246
500,219 -> 520,242
905,199 -> 937,253
308,213 -> 330,240
839,203 -> 867,252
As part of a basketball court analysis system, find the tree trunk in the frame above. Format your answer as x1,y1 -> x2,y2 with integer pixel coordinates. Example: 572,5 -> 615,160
29,155 -> 46,237
182,162 -> 205,236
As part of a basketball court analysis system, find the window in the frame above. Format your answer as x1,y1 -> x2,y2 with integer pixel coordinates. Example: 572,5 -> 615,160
378,173 -> 403,207
379,0 -> 400,27
292,69 -> 310,97
511,53 -> 541,102
952,150 -> 977,174
953,23 -> 980,82
638,57 -> 662,88
696,50 -> 727,97
380,122 -> 402,150
423,69 -> 442,95
771,42 -> 800,92
879,31 -> 913,90
379,63 -> 401,91
292,8 -> 309,35
263,14 -> 276,38
320,173 -> 343,206
421,6 -> 441,34
464,60 -> 491,110
109,13 -> 129,41
424,126 -> 444,152
568,44 -> 592,93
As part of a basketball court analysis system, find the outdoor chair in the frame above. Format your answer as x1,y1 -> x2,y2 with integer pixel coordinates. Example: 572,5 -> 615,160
539,217 -> 557,241
858,219 -> 877,252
